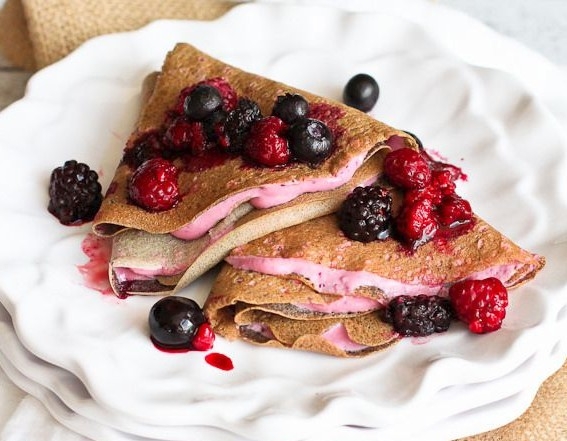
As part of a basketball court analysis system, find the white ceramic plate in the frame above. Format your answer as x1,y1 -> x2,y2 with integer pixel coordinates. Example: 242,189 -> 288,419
0,3 -> 566,441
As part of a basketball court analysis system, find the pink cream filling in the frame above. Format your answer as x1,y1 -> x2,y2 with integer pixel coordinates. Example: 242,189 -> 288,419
321,323 -> 369,352
171,135 -> 405,241
226,255 -> 529,299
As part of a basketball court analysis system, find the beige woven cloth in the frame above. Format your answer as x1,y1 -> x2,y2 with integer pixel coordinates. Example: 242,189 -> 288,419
0,0 -> 566,439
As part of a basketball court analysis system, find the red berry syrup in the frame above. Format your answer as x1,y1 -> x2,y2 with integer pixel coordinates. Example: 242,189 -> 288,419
77,233 -> 113,295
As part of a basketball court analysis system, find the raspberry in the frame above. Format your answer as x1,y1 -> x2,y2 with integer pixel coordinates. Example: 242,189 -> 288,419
129,158 -> 180,211
449,278 -> 508,334
48,160 -> 103,225
437,194 -> 472,227
163,117 -> 208,155
244,116 -> 290,167
381,294 -> 454,337
395,196 -> 438,247
224,98 -> 262,153
191,323 -> 215,351
337,185 -> 392,242
384,148 -> 432,190
430,168 -> 457,197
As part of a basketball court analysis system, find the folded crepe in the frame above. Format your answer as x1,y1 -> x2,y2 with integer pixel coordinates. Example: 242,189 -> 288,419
205,212 -> 545,357
92,43 -> 416,297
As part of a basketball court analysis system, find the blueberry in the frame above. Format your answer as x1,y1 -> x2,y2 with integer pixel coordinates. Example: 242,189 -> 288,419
287,118 -> 333,166
272,93 -> 309,124
148,296 -> 206,349
343,73 -> 380,112
184,84 -> 223,120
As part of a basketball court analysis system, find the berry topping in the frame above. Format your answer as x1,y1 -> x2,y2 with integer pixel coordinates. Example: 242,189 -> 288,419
122,131 -> 161,169
384,147 -> 432,190
163,117 -> 208,154
381,294 -> 454,337
244,116 -> 291,167
183,84 -> 223,120
191,322 -> 216,351
202,77 -> 238,112
343,73 -> 380,112
224,98 -> 263,153
449,278 -> 508,334
395,196 -> 439,247
148,296 -> 209,350
437,194 -> 472,227
272,93 -> 309,124
338,185 -> 392,242
287,118 -> 333,166
129,158 -> 180,211
48,160 -> 103,225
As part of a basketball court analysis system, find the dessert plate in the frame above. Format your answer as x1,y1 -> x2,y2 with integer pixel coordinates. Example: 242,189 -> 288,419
0,3 -> 566,441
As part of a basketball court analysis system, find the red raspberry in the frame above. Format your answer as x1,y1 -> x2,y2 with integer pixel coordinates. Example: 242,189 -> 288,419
244,116 -> 291,167
173,77 -> 237,115
163,117 -> 208,154
430,168 -> 457,197
191,323 -> 215,351
129,158 -> 180,211
384,148 -> 432,190
449,278 -> 508,334
437,194 -> 472,226
395,196 -> 438,246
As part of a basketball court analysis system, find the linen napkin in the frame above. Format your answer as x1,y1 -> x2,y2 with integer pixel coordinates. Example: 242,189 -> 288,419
0,0 -> 565,440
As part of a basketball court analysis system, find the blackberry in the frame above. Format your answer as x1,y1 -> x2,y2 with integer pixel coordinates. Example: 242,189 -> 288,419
224,98 -> 262,153
337,185 -> 392,242
380,294 -> 454,337
48,160 -> 103,225
122,131 -> 161,169
272,93 -> 309,124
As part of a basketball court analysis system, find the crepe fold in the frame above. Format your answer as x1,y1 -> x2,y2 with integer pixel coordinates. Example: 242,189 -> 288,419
91,43 -> 416,297
204,213 -> 545,357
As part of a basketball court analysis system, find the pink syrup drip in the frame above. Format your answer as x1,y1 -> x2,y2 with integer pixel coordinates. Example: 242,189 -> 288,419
77,233 -> 114,295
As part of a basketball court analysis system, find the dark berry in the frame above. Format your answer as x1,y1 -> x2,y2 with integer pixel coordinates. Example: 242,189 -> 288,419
287,118 -> 333,166
244,116 -> 290,167
122,131 -> 161,169
183,84 -> 223,120
338,185 -> 392,242
202,77 -> 238,112
381,294 -> 454,337
384,148 -> 432,190
163,117 -> 208,154
343,73 -> 380,112
129,158 -> 180,211
224,98 -> 263,153
48,160 -> 102,225
272,93 -> 309,124
395,196 -> 439,247
148,296 -> 207,350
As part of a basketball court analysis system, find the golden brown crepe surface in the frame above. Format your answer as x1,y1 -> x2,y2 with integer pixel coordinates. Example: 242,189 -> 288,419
93,43 -> 415,237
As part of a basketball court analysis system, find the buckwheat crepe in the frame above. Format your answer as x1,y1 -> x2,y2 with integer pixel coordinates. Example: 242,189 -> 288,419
205,213 -> 545,357
92,43 -> 417,296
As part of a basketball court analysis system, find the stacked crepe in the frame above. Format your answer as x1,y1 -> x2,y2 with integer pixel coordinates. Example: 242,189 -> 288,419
92,43 -> 416,297
205,213 -> 545,357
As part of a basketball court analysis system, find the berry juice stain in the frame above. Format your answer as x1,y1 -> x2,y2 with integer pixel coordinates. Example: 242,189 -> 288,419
77,233 -> 113,295
205,353 -> 234,371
